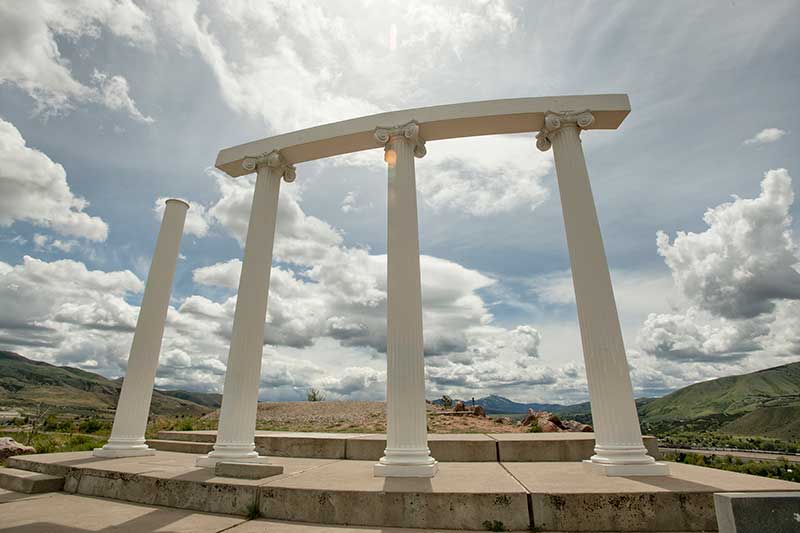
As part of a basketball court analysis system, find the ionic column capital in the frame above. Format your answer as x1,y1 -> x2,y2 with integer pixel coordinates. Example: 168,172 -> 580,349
241,150 -> 296,182
374,120 -> 427,159
535,110 -> 595,152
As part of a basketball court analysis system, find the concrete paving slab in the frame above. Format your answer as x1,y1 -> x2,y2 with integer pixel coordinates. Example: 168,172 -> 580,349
489,432 -> 659,461
254,434 -> 349,459
0,467 -> 64,493
0,487 -> 59,504
0,491 -> 245,532
505,461 -> 800,532
258,460 -> 529,530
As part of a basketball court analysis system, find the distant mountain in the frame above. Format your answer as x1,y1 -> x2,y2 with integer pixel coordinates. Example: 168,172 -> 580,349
0,350 -> 220,417
432,362 -> 800,441
433,394 -> 564,414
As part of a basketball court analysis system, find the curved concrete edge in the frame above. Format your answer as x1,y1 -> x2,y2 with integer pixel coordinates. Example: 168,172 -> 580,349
157,430 -> 659,462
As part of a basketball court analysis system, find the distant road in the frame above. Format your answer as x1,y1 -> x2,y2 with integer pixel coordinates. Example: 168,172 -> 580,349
659,446 -> 800,464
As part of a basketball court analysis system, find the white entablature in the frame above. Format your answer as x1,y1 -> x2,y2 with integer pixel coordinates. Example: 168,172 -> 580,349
215,94 -> 630,176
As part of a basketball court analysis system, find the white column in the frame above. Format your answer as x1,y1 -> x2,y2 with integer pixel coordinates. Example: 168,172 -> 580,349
196,151 -> 295,467
94,199 -> 188,458
373,121 -> 438,478
536,111 -> 668,476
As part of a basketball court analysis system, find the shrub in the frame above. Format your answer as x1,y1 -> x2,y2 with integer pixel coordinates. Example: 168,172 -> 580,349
78,418 -> 104,434
306,388 -> 326,402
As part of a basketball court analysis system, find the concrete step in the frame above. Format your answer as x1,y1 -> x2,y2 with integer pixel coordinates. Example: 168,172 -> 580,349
0,467 -> 64,494
145,439 -> 214,454
156,430 -> 216,443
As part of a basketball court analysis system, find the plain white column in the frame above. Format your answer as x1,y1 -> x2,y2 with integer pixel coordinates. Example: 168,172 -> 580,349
197,151 -> 294,467
536,111 -> 668,476
94,199 -> 188,458
373,121 -> 438,478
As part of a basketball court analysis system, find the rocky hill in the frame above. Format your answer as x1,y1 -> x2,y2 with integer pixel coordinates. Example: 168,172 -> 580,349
0,351 -> 220,417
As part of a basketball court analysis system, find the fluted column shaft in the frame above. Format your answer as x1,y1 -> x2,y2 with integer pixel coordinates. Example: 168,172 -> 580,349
94,199 -> 188,458
374,121 -> 438,478
197,151 -> 293,467
538,111 -> 666,475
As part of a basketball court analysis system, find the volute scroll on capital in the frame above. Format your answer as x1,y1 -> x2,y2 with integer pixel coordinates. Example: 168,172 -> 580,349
535,110 -> 595,152
374,120 -> 427,158
241,150 -> 297,182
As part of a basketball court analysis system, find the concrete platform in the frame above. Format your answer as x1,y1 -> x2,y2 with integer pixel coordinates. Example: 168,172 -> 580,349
156,430 -> 660,462
8,450 -> 800,531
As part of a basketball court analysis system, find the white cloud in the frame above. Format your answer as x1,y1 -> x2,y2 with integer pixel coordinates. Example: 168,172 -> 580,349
91,70 -> 154,124
0,256 -> 142,372
153,197 -> 208,238
656,169 -> 800,319
634,169 -> 800,377
340,191 -> 358,214
151,0 -> 517,131
743,127 -> 787,145
416,136 -> 552,216
0,117 -> 108,241
0,0 -> 155,118
637,307 -> 767,363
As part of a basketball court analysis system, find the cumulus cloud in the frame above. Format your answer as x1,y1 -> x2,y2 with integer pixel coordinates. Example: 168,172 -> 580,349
657,169 -> 800,319
0,0 -> 155,119
0,117 -> 108,241
637,169 -> 800,370
182,170 -> 563,399
416,135 -> 552,216
743,128 -> 787,145
0,256 -> 142,372
637,307 -> 766,362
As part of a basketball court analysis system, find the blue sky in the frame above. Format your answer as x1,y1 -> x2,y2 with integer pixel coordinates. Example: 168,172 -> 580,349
1,1 -> 798,403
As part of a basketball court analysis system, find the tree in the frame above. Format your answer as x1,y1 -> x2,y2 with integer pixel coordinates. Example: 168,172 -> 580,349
307,388 -> 326,402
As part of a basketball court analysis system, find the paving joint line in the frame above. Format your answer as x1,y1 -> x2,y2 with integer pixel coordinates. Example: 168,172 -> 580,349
498,462 -> 534,530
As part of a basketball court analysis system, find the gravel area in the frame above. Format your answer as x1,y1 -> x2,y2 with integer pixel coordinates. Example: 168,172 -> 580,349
202,401 -> 526,433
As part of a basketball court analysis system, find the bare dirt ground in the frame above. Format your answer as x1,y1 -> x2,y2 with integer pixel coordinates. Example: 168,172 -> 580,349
202,401 -> 527,433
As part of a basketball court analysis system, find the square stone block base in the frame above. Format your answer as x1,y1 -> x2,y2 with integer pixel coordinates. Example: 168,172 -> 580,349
583,459 -> 670,476
92,446 -> 156,458
215,461 -> 284,479
373,461 -> 439,478
714,491 -> 800,533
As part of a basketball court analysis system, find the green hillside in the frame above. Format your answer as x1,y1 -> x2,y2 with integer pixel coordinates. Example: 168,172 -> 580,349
639,361 -> 800,421
0,351 -> 220,417
718,405 -> 800,442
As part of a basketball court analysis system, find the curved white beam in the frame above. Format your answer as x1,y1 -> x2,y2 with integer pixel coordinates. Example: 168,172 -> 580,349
215,94 -> 630,177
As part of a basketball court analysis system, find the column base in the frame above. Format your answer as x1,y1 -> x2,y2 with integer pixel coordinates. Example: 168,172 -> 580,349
374,448 -> 438,478
374,460 -> 439,478
195,443 -> 270,468
583,459 -> 670,477
93,444 -> 156,458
